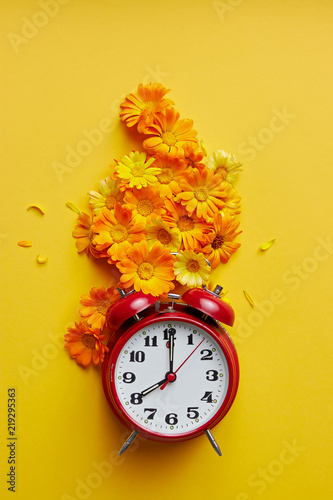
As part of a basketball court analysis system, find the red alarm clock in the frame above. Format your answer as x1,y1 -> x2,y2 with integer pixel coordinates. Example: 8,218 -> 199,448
102,285 -> 239,456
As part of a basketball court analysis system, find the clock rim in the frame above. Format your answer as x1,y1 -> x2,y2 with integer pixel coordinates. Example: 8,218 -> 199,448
102,308 -> 239,443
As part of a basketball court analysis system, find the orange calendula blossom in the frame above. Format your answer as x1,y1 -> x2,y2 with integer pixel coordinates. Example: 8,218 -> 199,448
174,250 -> 211,288
201,212 -> 242,269
92,203 -> 146,263
89,178 -> 124,215
143,107 -> 198,156
79,286 -> 120,330
117,240 -> 175,296
146,219 -> 180,251
65,322 -> 109,367
162,198 -> 212,250
72,212 -> 104,258
152,152 -> 188,198
182,144 -> 206,174
115,151 -> 161,190
205,150 -> 242,185
120,83 -> 174,133
123,186 -> 165,224
177,168 -> 228,221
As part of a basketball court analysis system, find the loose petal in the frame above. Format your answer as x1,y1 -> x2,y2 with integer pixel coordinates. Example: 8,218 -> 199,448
66,201 -> 82,214
260,238 -> 276,251
37,254 -> 48,264
27,205 -> 45,215
18,240 -> 32,247
243,289 -> 254,307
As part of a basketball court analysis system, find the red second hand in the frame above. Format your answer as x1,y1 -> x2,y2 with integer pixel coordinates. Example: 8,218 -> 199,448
160,338 -> 205,390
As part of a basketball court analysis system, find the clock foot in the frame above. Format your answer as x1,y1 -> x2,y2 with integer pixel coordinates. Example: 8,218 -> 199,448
205,429 -> 222,457
118,429 -> 139,456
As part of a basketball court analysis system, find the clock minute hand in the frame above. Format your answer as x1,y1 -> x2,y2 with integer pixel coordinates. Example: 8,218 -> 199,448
141,377 -> 168,397
169,330 -> 175,373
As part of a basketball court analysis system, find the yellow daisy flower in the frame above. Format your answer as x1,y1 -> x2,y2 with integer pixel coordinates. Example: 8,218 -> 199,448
162,198 -> 212,250
119,82 -> 174,133
88,177 -> 124,215
123,186 -> 165,224
152,152 -> 188,198
174,250 -> 211,288
117,240 -> 175,296
146,219 -> 180,251
220,182 -> 242,216
177,167 -> 228,221
201,212 -> 242,269
143,107 -> 198,156
92,203 -> 146,263
115,151 -> 161,190
205,150 -> 243,184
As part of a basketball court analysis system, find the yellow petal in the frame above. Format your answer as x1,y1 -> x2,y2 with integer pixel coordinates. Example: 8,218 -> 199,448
27,205 -> 45,215
36,254 -> 48,264
18,240 -> 32,247
200,139 -> 208,156
66,202 -> 82,214
260,238 -> 276,251
243,289 -> 254,308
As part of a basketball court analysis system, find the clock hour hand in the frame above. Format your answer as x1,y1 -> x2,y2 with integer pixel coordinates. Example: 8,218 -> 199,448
141,377 -> 168,397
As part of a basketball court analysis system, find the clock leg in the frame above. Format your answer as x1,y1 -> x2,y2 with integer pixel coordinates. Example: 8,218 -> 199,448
118,429 -> 139,456
205,429 -> 222,457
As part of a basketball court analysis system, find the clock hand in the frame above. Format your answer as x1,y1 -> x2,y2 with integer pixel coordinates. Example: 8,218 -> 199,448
160,338 -> 205,390
141,377 -> 168,397
169,330 -> 175,373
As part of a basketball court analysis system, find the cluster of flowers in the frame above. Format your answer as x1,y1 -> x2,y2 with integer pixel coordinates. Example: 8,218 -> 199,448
65,82 -> 242,368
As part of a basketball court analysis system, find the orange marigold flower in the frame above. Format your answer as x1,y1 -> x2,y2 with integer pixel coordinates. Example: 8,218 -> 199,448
143,107 -> 198,156
123,186 -> 165,224
152,152 -> 188,198
117,240 -> 175,296
220,182 -> 242,216
65,322 -> 109,367
92,203 -> 146,263
182,144 -> 206,174
72,212 -> 105,258
79,286 -> 120,330
89,177 -> 124,215
120,82 -> 174,133
146,219 -> 180,251
162,198 -> 212,250
201,213 -> 242,269
177,168 -> 228,221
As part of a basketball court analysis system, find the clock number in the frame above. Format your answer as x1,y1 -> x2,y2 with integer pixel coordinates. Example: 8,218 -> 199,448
144,408 -> 157,420
130,393 -> 143,405
129,351 -> 145,362
163,328 -> 176,340
187,407 -> 199,419
144,335 -> 158,347
200,349 -> 213,361
201,391 -> 213,403
187,333 -> 194,345
123,372 -> 136,383
165,413 -> 178,425
206,370 -> 219,381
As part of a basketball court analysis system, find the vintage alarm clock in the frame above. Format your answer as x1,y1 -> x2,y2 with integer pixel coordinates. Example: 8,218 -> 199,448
101,284 -> 239,456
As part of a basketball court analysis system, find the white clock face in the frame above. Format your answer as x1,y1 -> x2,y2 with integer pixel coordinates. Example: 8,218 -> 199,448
113,319 -> 230,437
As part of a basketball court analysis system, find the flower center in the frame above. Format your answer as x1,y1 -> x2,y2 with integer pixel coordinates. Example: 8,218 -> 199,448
216,166 -> 227,180
177,215 -> 194,232
137,262 -> 154,280
186,259 -> 200,273
111,224 -> 128,243
137,199 -> 154,216
212,235 -> 224,249
157,229 -> 172,244
144,101 -> 155,112
81,334 -> 96,349
96,300 -> 111,315
158,167 -> 173,184
194,186 -> 209,202
132,165 -> 145,177
105,195 -> 117,210
161,131 -> 177,147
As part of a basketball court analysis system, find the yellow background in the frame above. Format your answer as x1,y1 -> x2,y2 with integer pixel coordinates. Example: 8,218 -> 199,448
1,1 -> 333,499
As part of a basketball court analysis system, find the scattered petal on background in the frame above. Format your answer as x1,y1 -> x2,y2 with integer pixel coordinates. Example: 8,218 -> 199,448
260,238 -> 276,251
36,254 -> 48,264
27,205 -> 45,215
66,201 -> 82,214
18,240 -> 32,247
243,289 -> 254,307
